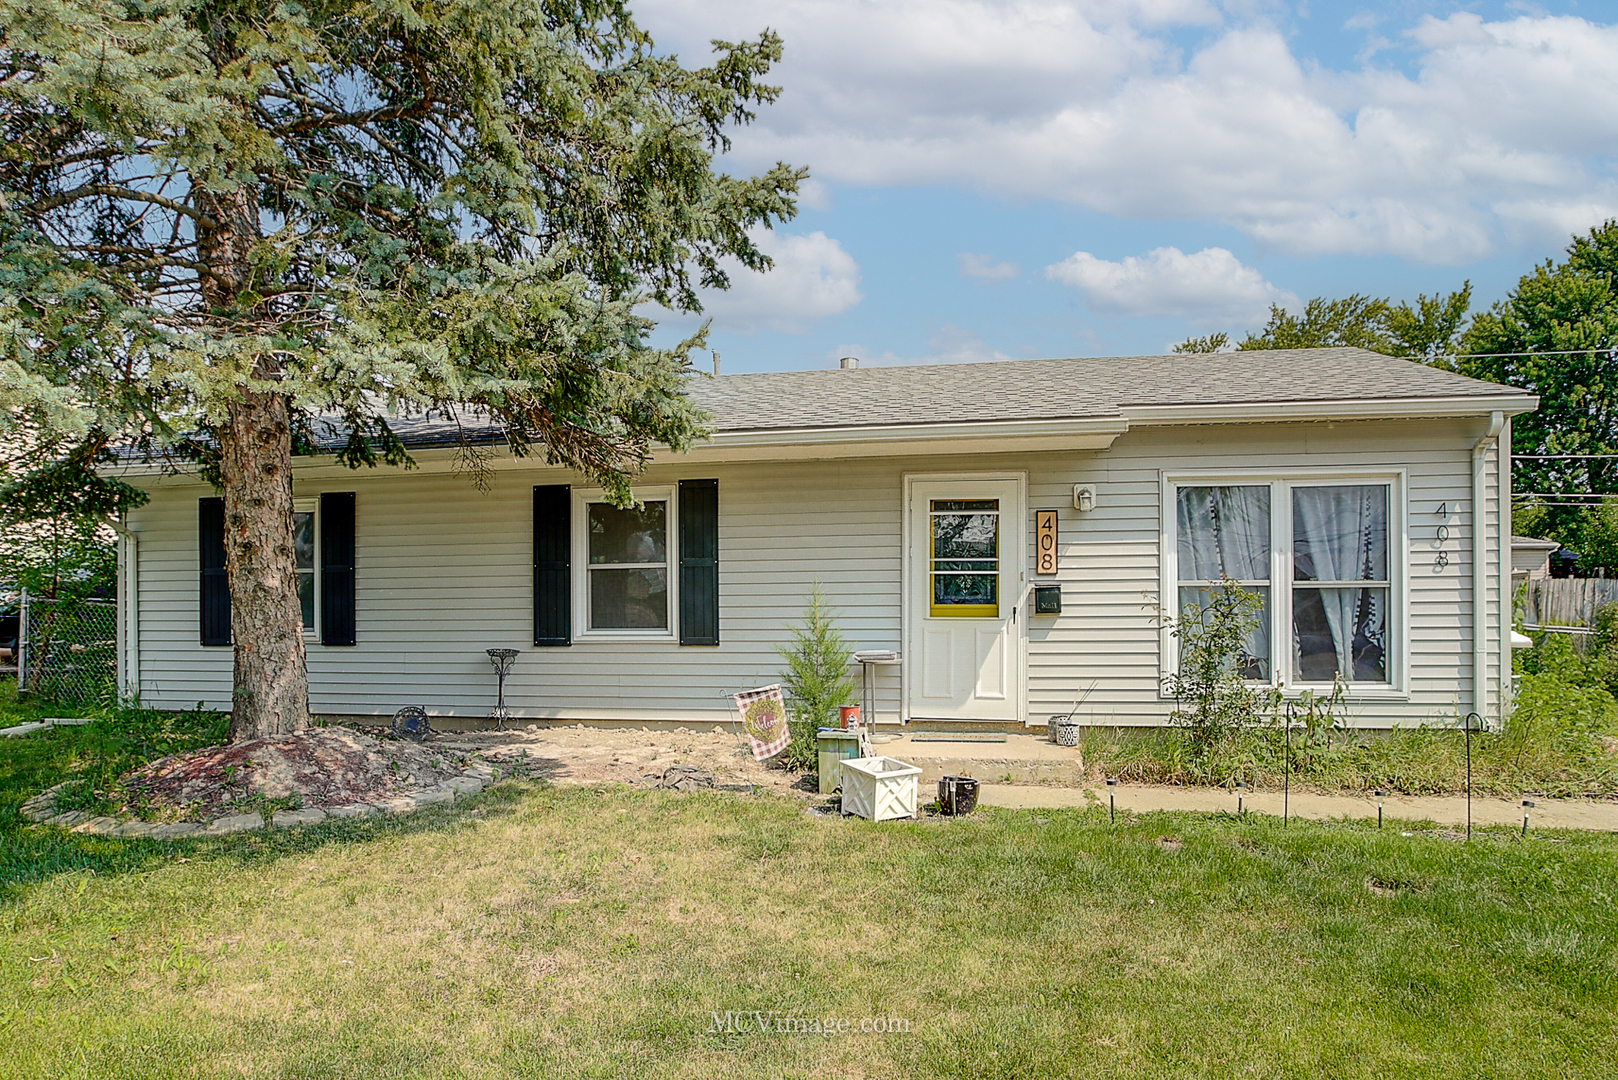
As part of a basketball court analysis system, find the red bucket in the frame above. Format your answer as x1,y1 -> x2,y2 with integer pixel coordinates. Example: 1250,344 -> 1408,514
839,704 -> 860,729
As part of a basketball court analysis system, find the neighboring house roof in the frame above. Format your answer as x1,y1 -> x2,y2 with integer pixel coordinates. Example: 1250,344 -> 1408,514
689,347 -> 1530,433
1511,536 -> 1562,552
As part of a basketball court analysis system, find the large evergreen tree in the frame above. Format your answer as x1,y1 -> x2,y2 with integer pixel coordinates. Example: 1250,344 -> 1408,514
1,0 -> 803,740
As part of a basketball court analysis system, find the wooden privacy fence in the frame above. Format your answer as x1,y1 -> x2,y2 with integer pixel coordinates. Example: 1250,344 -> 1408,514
1520,578 -> 1618,631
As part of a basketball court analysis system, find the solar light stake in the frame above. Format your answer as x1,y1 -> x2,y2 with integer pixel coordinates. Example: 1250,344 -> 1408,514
1284,702 -> 1294,827
1521,799 -> 1535,839
1106,778 -> 1117,823
1463,712 -> 1480,841
1373,789 -> 1386,830
1235,781 -> 1247,817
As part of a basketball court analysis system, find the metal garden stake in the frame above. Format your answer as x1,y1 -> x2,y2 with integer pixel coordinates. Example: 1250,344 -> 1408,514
1284,701 -> 1294,828
1463,712 -> 1480,841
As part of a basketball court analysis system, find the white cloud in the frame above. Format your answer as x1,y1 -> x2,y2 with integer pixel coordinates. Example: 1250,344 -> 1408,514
678,230 -> 862,334
1045,246 -> 1296,325
637,2 -> 1618,263
958,253 -> 1019,281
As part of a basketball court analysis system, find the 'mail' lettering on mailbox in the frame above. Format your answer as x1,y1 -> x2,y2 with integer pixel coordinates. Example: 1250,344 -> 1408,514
1035,510 -> 1058,576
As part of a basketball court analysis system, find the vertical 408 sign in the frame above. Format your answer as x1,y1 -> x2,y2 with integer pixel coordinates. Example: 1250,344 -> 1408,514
1035,510 -> 1058,576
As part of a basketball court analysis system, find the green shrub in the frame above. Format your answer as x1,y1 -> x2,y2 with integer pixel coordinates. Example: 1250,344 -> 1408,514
776,585 -> 856,771
1166,580 -> 1277,763
1589,602 -> 1618,697
1500,669 -> 1618,772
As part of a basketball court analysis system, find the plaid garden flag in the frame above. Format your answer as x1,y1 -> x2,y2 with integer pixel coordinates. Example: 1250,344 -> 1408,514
733,684 -> 790,761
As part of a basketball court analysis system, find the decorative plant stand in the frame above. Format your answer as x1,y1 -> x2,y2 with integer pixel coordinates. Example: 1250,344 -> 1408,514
486,649 -> 519,729
840,756 -> 922,821
1049,714 -> 1081,747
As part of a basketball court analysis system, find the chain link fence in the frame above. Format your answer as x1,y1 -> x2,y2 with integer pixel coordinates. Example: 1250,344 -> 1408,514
18,594 -> 118,707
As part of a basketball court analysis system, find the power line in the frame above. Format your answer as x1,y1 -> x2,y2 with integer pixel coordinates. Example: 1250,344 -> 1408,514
1398,348 -> 1614,360
1514,454 -> 1618,460
1511,501 -> 1613,508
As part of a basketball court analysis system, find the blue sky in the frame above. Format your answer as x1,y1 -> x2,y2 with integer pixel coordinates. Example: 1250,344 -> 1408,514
636,0 -> 1618,372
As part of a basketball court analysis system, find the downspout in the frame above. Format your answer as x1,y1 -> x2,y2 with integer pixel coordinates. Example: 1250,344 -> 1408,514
110,515 -> 139,702
1473,411 -> 1503,725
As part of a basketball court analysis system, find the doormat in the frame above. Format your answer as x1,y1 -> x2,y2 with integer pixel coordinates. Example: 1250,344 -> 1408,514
908,733 -> 1008,743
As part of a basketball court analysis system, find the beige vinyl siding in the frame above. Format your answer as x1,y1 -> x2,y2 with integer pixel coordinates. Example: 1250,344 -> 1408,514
125,416 -> 1506,728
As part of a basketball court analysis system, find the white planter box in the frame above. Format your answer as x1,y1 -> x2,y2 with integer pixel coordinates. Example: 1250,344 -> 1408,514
840,756 -> 922,821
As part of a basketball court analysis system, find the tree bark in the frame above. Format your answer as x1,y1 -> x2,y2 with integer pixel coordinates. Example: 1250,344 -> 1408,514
197,182 -> 311,742
219,389 -> 309,742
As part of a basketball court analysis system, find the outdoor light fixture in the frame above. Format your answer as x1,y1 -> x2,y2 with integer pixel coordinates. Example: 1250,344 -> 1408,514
1072,485 -> 1095,512
1373,790 -> 1387,830
1235,781 -> 1247,817
1521,799 -> 1536,839
1106,778 -> 1117,823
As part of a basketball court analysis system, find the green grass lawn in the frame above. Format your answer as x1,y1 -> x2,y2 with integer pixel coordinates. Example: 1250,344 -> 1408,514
4,772 -> 1617,1079
3,689 -> 1616,1078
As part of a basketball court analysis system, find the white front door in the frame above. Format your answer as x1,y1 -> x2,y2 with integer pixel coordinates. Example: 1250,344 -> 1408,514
906,478 -> 1023,722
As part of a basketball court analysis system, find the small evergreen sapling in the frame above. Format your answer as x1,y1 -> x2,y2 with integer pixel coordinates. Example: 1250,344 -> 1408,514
776,586 -> 856,770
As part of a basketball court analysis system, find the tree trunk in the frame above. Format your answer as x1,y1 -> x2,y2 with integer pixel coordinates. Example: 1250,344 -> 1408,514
197,179 -> 310,743
220,390 -> 310,742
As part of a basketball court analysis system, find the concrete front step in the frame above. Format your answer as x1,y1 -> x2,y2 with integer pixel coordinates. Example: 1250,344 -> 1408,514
871,732 -> 1084,785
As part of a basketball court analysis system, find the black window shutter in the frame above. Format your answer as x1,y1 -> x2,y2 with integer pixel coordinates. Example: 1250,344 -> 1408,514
534,485 -> 571,646
678,479 -> 719,645
320,492 -> 357,646
198,497 -> 231,646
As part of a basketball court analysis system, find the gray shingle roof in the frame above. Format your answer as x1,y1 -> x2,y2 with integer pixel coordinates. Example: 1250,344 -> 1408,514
687,347 -> 1526,432
121,348 -> 1531,464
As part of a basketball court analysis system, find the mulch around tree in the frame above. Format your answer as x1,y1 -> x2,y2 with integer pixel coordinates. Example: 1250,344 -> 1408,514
114,726 -> 467,821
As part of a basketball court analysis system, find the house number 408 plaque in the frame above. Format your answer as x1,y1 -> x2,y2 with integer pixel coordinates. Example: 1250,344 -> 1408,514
1035,510 -> 1058,576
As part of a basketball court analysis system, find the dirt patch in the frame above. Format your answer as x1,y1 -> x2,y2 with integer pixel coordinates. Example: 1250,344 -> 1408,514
110,723 -> 807,823
432,724 -> 804,794
117,727 -> 466,821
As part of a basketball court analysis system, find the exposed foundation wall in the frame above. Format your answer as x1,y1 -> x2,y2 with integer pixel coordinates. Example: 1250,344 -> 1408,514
123,416 -> 1503,729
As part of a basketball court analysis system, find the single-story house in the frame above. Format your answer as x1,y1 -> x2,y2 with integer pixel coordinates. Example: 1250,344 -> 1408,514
111,347 -> 1537,730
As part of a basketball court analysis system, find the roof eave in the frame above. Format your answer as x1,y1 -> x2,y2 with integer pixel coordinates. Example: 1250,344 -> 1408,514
1124,394 -> 1538,425
662,416 -> 1131,463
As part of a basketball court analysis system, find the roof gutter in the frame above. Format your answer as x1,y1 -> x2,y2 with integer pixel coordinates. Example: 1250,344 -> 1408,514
668,416 -> 1132,463
1125,394 -> 1537,425
1473,410 -> 1504,725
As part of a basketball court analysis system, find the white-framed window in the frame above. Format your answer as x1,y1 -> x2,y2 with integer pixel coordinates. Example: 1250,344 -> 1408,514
572,487 -> 677,639
292,498 -> 319,638
1163,472 -> 1404,694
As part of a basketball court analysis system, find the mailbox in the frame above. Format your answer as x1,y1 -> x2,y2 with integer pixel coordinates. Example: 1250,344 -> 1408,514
1033,583 -> 1062,615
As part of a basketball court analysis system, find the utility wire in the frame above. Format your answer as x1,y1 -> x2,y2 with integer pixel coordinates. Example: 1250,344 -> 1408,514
1511,501 -> 1614,508
1396,348 -> 1614,360
1514,454 -> 1618,460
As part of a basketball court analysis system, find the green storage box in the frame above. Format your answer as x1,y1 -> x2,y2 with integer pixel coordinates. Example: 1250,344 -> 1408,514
817,728 -> 864,794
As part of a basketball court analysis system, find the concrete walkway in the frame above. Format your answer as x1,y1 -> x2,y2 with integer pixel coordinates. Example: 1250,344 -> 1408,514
873,731 -> 1084,785
979,782 -> 1618,831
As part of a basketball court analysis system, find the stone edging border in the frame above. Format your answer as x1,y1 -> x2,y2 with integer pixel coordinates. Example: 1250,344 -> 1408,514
18,760 -> 497,839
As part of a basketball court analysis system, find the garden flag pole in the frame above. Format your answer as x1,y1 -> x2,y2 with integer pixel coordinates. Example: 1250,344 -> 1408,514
733,685 -> 790,761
